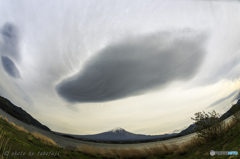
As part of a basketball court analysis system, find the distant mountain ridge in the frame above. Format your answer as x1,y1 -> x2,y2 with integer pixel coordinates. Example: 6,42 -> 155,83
56,127 -> 177,142
0,95 -> 239,143
56,99 -> 240,142
0,96 -> 51,131
178,99 -> 240,136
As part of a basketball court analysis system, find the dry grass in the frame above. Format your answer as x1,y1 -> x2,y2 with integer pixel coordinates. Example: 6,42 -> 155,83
9,122 -> 28,134
225,118 -> 237,132
77,141 -> 196,158
30,132 -> 57,147
0,116 -> 58,147
76,137 -> 207,158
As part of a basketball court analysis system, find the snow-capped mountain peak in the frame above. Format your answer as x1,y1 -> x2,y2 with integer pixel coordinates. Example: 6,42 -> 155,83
109,127 -> 125,133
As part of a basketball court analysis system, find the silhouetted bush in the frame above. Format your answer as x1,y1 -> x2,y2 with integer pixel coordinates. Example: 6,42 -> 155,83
191,110 -> 226,141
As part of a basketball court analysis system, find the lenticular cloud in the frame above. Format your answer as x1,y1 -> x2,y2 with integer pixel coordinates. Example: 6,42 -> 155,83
56,30 -> 207,103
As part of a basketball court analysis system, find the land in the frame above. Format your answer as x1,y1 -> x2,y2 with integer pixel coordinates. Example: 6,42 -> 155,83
0,96 -> 50,131
0,108 -> 240,158
0,98 -> 239,158
1,95 -> 240,144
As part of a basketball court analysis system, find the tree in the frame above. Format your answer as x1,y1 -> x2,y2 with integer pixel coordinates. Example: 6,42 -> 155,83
191,110 -> 225,141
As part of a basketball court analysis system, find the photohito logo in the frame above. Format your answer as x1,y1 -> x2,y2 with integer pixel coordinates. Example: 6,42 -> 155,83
210,150 -> 215,156
210,150 -> 238,156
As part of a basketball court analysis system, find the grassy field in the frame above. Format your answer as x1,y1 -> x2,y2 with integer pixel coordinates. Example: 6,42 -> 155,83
0,116 -> 93,159
0,112 -> 240,158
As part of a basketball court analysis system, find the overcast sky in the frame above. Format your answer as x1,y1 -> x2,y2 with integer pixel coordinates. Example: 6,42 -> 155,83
0,0 -> 240,135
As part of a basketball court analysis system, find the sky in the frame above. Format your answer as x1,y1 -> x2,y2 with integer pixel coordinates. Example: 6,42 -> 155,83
0,0 -> 240,135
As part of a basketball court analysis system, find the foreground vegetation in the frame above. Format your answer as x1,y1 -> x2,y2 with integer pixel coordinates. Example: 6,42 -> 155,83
0,103 -> 240,158
0,116 -> 92,159
77,117 -> 240,159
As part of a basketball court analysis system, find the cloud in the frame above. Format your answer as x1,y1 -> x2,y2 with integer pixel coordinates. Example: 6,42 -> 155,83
1,56 -> 21,78
0,84 -> 9,98
0,23 -> 20,61
56,30 -> 207,103
207,89 -> 239,108
232,91 -> 240,103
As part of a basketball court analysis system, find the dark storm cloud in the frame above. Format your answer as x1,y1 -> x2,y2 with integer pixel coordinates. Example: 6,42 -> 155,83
56,31 -> 207,103
207,89 -> 239,108
0,23 -> 20,61
1,56 -> 21,78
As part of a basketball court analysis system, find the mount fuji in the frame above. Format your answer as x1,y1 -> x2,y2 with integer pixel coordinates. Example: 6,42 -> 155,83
55,127 -> 177,142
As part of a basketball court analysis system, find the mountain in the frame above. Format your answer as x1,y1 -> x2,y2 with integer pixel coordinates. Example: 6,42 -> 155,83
57,101 -> 240,142
179,101 -> 240,136
0,96 -> 51,131
56,127 -> 177,142
178,124 -> 196,136
1,94 -> 239,142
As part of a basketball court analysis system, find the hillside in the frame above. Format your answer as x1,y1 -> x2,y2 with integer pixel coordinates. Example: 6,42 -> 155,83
0,96 -> 51,131
178,100 -> 240,136
0,115 -> 92,159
